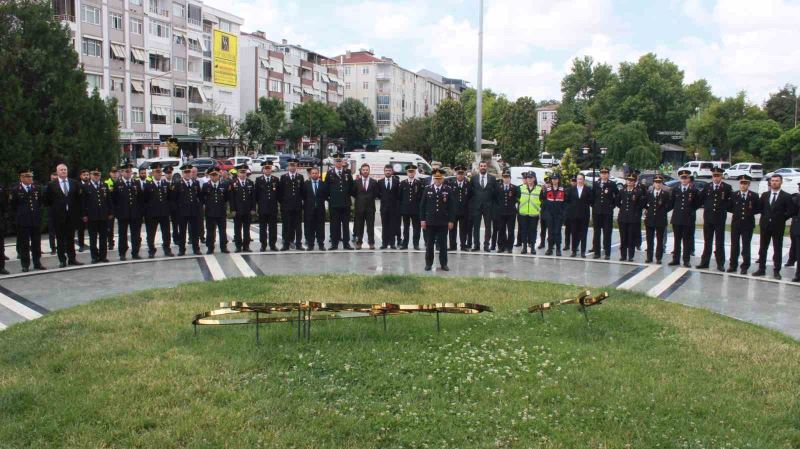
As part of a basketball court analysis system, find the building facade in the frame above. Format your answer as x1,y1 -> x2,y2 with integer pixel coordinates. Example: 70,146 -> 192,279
537,103 -> 559,141
53,0 -> 243,159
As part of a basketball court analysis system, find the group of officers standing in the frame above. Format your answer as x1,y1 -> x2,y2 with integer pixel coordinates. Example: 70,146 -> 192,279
3,155 -> 799,280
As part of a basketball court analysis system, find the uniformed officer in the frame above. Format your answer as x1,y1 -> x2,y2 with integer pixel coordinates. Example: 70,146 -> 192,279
420,169 -> 455,271
280,158 -> 305,251
200,167 -> 228,254
303,166 -> 328,250
616,174 -> 644,261
494,170 -> 517,253
591,168 -> 618,260
81,168 -> 113,264
143,163 -> 173,258
669,169 -> 700,267
104,166 -> 119,251
191,165 -> 206,245
643,175 -> 672,264
171,164 -> 202,256
325,154 -> 354,250
163,165 -> 180,245
113,164 -> 144,261
563,176 -> 578,252
229,164 -> 255,252
255,162 -> 280,251
727,175 -> 760,274
11,169 -> 46,272
541,173 -> 567,256
399,164 -> 423,250
697,167 -> 732,271
517,171 -> 542,255
790,183 -> 800,282
76,169 -> 90,252
0,183 -> 7,274
376,164 -> 401,249
538,174 -> 550,249
446,165 -> 470,251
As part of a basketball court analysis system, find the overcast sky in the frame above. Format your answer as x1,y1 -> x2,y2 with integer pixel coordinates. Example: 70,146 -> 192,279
205,0 -> 800,103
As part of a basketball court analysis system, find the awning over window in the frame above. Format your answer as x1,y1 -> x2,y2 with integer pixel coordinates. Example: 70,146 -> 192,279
151,79 -> 170,90
189,85 -> 208,103
259,59 -> 269,70
283,66 -> 292,75
130,47 -> 145,63
320,73 -> 330,83
130,79 -> 145,93
302,86 -> 314,95
151,106 -> 170,116
110,43 -> 126,59
269,58 -> 283,73
292,86 -> 302,94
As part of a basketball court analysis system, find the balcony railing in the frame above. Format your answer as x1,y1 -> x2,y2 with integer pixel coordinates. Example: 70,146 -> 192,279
149,5 -> 169,16
187,17 -> 201,27
53,14 -> 75,22
376,73 -> 391,81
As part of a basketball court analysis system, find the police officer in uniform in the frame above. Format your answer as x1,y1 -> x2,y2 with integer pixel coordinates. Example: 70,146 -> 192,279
325,154 -> 353,250
538,174 -> 550,249
81,168 -> 113,264
517,172 -> 542,255
113,164 -> 144,261
420,169 -> 454,271
399,164 -> 423,250
727,175 -> 760,274
255,161 -> 280,251
376,164 -> 400,249
541,173 -> 567,256
616,174 -> 644,261
790,184 -> 800,282
697,167 -> 732,271
591,168 -> 618,260
303,166 -> 328,251
11,169 -> 46,272
171,164 -> 202,256
447,165 -> 470,251
105,166 -> 119,250
76,169 -> 90,252
643,175 -> 672,264
200,167 -> 229,254
669,169 -> 700,267
229,165 -> 255,252
143,163 -> 173,258
0,183 -> 8,274
280,158 -> 305,251
494,170 -> 517,253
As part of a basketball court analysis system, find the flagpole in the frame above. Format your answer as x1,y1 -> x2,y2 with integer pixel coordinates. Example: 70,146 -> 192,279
475,0 -> 484,156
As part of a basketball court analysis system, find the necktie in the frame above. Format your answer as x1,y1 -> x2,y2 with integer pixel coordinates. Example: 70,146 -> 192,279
25,185 -> 29,193
313,181 -> 317,195
337,170 -> 341,177
126,181 -> 130,189
61,179 -> 68,195
481,176 -> 485,188
771,193 -> 777,205
363,179 -> 367,190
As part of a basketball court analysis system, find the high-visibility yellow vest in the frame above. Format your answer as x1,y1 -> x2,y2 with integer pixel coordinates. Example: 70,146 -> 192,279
518,184 -> 542,216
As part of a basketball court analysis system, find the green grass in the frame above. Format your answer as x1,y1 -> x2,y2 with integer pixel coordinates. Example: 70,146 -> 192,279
1,275 -> 799,449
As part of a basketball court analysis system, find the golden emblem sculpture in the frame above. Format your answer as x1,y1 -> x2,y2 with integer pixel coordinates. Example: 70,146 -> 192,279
528,290 -> 610,321
193,301 -> 492,341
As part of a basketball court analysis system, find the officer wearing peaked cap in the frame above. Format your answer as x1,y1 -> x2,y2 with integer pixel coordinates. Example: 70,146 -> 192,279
643,174 -> 672,264
446,165 -> 471,251
200,167 -> 229,254
420,169 -> 455,271
255,161 -> 280,251
280,158 -> 305,250
113,163 -> 144,261
669,169 -> 701,267
11,169 -> 46,272
592,167 -> 618,260
494,169 -> 518,253
229,164 -> 255,252
399,164 -> 424,250
171,164 -> 202,256
616,173 -> 644,262
325,153 -> 354,250
81,168 -> 113,263
727,174 -> 760,274
144,163 -> 173,258
697,166 -> 732,271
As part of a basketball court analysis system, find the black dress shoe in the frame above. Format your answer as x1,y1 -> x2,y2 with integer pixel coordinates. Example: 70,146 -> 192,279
260,246 -> 267,252
270,246 -> 279,251
34,264 -> 46,270
785,261 -> 796,267
424,265 -> 432,271
531,249 -> 537,255
792,276 -> 800,282
440,266 -> 449,271
295,246 -> 305,251
414,245 -> 420,250
448,246 -> 456,251
178,250 -> 186,256
655,259 -> 662,264
0,269 -> 8,275
581,253 -> 586,258
645,258 -> 653,263
343,245 -> 354,250
593,254 -> 601,259
206,249 -> 214,255
399,245 -> 408,250
131,254 -> 141,260
99,259 -> 110,263
471,247 -> 480,252
21,267 -> 29,272
695,264 -> 709,269
68,260 -> 83,266
620,256 -> 627,261
58,262 -> 67,268
78,246 -> 86,252
328,245 -> 339,251
752,269 -> 765,277
318,247 -> 326,251
740,268 -> 748,275
148,253 -> 155,259
192,250 -> 201,256
683,262 -> 691,268
537,243 -> 545,249
165,250 -> 175,257
545,249 -> 553,256
570,251 -> 577,257
221,248 -> 230,253
604,255 -> 611,260
668,260 -> 680,266
280,246 -> 289,251
380,245 -> 388,250
119,255 -> 127,261
717,266 -> 725,272
774,272 -> 782,280
725,266 -> 737,273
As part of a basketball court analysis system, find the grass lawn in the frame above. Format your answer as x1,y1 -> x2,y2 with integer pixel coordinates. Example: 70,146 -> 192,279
1,275 -> 799,449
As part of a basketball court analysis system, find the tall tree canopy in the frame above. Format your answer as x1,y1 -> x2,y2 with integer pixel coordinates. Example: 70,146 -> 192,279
382,117 -> 432,161
337,98 -> 376,150
429,99 -> 470,165
496,97 -> 538,164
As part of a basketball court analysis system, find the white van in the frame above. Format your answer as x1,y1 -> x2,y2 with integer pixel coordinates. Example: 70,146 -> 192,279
228,156 -> 257,173
724,162 -> 763,180
679,161 -> 714,178
346,150 -> 432,179
539,152 -> 557,167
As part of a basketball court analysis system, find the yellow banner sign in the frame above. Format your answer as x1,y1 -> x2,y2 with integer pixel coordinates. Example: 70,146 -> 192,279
213,29 -> 237,87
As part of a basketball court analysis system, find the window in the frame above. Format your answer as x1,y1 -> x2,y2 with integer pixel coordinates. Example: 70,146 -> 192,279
130,18 -> 143,34
187,38 -> 201,52
174,35 -> 186,46
202,36 -> 211,55
269,79 -> 281,92
81,5 -> 100,25
218,19 -> 231,32
149,19 -> 170,38
109,12 -> 123,30
203,60 -> 212,82
258,77 -> 267,90
149,53 -> 170,71
362,82 -> 369,90
172,3 -> 185,17
132,107 -> 144,123
314,72 -> 319,82
174,86 -> 186,98
343,67 -> 351,75
187,4 -> 201,26
377,111 -> 390,123
362,97 -> 368,105
116,105 -> 125,123
283,82 -> 291,93
362,66 -> 369,74
86,74 -> 102,91
150,80 -> 171,96
173,56 -> 186,72
82,37 -> 102,57
187,59 -> 198,74
174,111 -> 187,124
151,110 -> 168,125
130,0 -> 141,5
110,77 -> 124,92
377,95 -> 389,110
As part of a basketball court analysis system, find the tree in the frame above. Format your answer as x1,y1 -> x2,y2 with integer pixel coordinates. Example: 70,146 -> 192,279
685,92 -> 767,156
764,84 -> 797,130
558,56 -> 615,125
545,121 -> 587,157
625,143 -> 661,169
240,111 -> 271,154
382,117 -> 432,160
430,99 -> 470,165
496,97 -> 538,164
595,121 -> 655,166
290,100 -> 343,159
684,79 -> 717,115
459,88 -> 508,141
762,125 -> 800,168
726,119 -> 782,159
192,102 -> 229,156
0,0 -> 120,183
557,147 -> 580,180
337,98 -> 376,150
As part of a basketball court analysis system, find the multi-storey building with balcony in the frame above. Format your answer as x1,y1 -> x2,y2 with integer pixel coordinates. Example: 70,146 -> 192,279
52,0 -> 242,158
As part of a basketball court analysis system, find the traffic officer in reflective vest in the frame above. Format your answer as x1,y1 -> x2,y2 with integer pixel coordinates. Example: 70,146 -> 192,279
420,169 -> 454,271
727,174 -> 760,274
229,164 -> 255,252
517,171 -> 541,254
697,166 -> 732,271
643,175 -> 672,264
200,167 -> 228,254
669,169 -> 700,267
616,174 -> 644,261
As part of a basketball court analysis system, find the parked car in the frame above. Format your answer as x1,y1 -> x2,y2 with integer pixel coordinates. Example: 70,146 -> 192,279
215,158 -> 236,172
539,152 -> 558,167
227,156 -> 258,173
579,169 -> 625,190
679,161 -> 714,178
711,161 -> 731,171
637,172 -> 675,189
724,163 -> 763,180
138,157 -> 181,171
191,158 -> 217,174
297,156 -> 320,168
763,167 -> 800,179
663,178 -> 709,192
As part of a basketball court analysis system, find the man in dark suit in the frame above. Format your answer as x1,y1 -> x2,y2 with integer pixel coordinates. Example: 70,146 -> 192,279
44,163 -> 83,267
143,164 -> 173,258
352,163 -> 378,249
753,174 -> 795,279
447,166 -> 470,251
279,158 -> 305,251
669,169 -> 701,267
303,166 -> 328,250
790,184 -> 800,282
399,164 -> 423,250
228,165 -> 255,252
566,173 -> 593,258
469,161 -> 496,252
376,164 -> 400,249
727,175 -> 760,274
170,164 -> 202,256
200,167 -> 228,254
697,167 -> 733,271
494,170 -> 518,253
11,169 -> 46,272
81,168 -> 113,263
325,154 -> 354,250
113,164 -> 144,261
643,175 -> 672,264
420,169 -> 455,271
255,162 -> 280,251
591,168 -> 618,260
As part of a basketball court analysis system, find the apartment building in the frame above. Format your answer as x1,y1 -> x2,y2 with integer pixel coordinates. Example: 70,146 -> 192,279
537,103 -> 560,140
52,0 -> 242,158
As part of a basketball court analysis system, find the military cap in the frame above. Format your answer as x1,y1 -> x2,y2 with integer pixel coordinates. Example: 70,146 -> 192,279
454,165 -> 466,173
432,169 -> 444,179
406,164 -> 417,171
738,174 -> 752,182
120,163 -> 134,170
550,172 -> 560,180
287,158 -> 299,164
654,175 -> 664,182
79,168 -> 89,174
181,164 -> 193,172
521,172 -> 528,179
527,171 -> 537,179
151,163 -> 162,170
261,160 -> 273,167
332,153 -> 344,160
90,168 -> 102,175
502,170 -> 511,178
626,174 -> 637,181
109,166 -> 118,173
711,166 -> 724,175
207,167 -> 219,174
678,169 -> 691,177
19,168 -> 33,176
164,165 -> 174,173
236,164 -> 248,171
599,167 -> 610,173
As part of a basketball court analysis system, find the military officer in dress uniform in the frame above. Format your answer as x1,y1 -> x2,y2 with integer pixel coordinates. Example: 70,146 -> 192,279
255,162 -> 280,251
76,169 -> 90,252
669,169 -> 700,267
200,167 -> 228,254
229,165 -> 255,253
163,165 -> 180,245
494,170 -> 518,253
591,168 -> 618,260
171,164 -> 202,256
0,183 -> 8,274
325,154 -> 354,250
420,169 -> 455,271
280,158 -> 305,251
376,164 -> 400,249
727,175 -> 760,274
105,166 -> 119,251
82,168 -> 113,264
697,167 -> 732,271
447,165 -> 470,251
303,166 -> 328,251
399,164 -> 424,250
541,173 -> 567,256
11,169 -> 46,272
113,164 -> 144,261
143,163 -> 173,258
616,174 -> 644,262
643,175 -> 672,264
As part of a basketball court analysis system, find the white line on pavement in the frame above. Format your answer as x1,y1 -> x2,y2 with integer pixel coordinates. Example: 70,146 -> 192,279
647,267 -> 689,298
204,255 -> 226,281
617,265 -> 661,290
0,292 -> 43,320
231,254 -> 256,277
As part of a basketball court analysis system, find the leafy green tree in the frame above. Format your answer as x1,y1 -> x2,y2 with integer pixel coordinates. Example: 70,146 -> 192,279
685,92 -> 767,155
496,97 -> 538,164
459,88 -> 508,141
240,111 -> 271,154
558,56 -> 615,125
726,119 -> 782,159
625,143 -> 661,169
337,98 -> 376,150
557,147 -> 580,179
192,102 -> 229,156
595,121 -> 654,166
764,84 -> 797,130
290,100 -> 343,159
73,94 -> 120,171
430,99 -> 471,165
684,79 -> 717,115
545,121 -> 587,157
763,126 -> 800,168
382,117 -> 432,160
